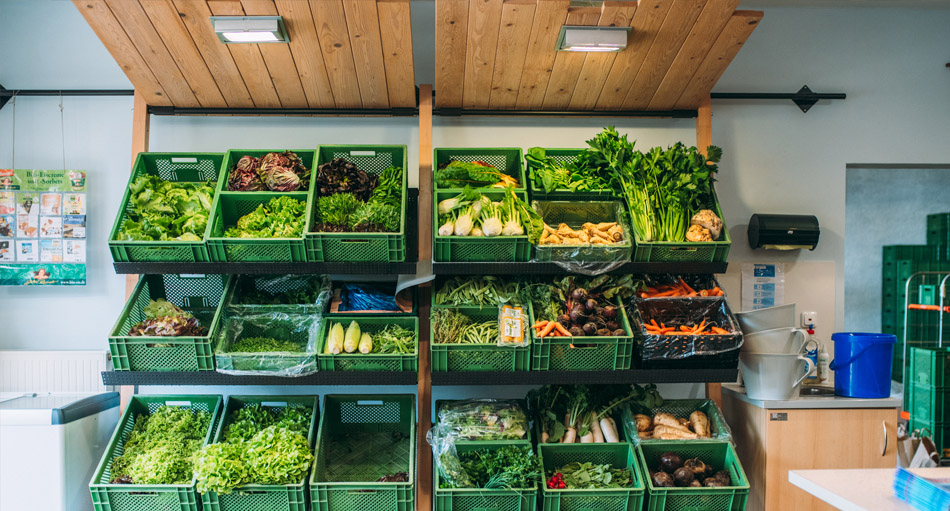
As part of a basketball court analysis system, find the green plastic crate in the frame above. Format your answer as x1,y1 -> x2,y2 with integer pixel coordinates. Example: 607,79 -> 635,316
109,152 -> 223,263
928,213 -> 950,246
217,149 -> 317,194
637,441 -> 749,511
631,189 -> 731,263
317,316 -> 419,371
223,274 -> 332,315
434,441 -> 539,511
529,299 -> 634,371
909,383 -> 950,425
305,145 -> 408,262
533,200 -> 633,263
108,274 -> 227,372
434,189 -> 531,262
90,395 -> 223,511
201,395 -> 319,511
434,147 -> 526,191
207,191 -> 310,262
539,443 -> 645,511
430,307 -> 530,372
910,347 -> 950,387
621,399 -> 732,445
214,311 -> 319,374
525,148 -> 615,201
909,417 -> 950,459
310,394 -> 416,511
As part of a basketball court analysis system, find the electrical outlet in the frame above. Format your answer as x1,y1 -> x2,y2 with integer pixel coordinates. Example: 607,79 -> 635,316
801,311 -> 817,329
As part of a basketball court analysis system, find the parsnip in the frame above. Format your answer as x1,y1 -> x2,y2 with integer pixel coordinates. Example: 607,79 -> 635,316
653,424 -> 699,440
690,411 -> 710,437
653,412 -> 683,429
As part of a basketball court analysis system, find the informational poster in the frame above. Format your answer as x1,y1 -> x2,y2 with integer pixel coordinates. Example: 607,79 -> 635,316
0,169 -> 87,285
741,263 -> 785,311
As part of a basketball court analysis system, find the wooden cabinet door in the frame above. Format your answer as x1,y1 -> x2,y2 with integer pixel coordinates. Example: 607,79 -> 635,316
765,408 -> 898,510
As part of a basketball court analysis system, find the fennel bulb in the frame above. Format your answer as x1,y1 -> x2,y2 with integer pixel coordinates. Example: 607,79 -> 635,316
438,219 -> 455,236
471,226 -> 484,237
438,197 -> 458,216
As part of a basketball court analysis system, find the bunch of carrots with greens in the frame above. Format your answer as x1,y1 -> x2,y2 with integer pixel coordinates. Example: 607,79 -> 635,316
642,319 -> 731,336
639,278 -> 723,299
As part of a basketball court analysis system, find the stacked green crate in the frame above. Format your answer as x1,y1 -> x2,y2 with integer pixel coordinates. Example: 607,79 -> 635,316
907,347 -> 950,459
928,213 -> 950,246
539,443 -> 645,511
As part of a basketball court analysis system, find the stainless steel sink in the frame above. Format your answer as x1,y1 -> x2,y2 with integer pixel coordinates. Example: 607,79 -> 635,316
800,386 -> 835,397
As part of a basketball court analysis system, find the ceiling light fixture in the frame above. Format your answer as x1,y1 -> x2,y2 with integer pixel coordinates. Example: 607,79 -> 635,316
211,16 -> 289,44
555,26 -> 630,52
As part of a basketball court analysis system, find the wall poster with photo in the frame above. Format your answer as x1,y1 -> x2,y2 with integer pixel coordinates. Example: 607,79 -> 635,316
0,169 -> 87,285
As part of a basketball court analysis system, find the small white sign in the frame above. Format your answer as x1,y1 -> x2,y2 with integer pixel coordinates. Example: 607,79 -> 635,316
742,263 -> 785,311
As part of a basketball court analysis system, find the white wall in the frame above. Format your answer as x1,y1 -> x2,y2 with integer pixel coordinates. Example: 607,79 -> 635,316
1,3 -> 949,374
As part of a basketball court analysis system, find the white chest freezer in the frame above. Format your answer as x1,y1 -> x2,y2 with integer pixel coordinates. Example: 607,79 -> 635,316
0,392 -> 120,511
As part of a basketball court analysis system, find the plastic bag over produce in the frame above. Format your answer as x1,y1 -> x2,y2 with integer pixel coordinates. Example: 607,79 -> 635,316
214,312 -> 321,377
532,200 -> 633,276
427,399 -> 529,488
627,297 -> 743,361
227,274 -> 332,313
622,398 -> 734,446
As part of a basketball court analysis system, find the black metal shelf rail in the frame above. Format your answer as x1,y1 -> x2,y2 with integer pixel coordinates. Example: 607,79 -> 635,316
102,368 -> 737,387
431,261 -> 727,275
113,189 -> 420,275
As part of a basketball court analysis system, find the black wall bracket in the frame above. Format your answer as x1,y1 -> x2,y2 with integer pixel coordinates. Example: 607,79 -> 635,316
711,85 -> 845,113
0,83 -> 135,110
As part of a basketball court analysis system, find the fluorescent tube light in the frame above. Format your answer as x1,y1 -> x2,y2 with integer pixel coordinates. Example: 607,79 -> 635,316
211,16 -> 289,44
556,26 -> 630,52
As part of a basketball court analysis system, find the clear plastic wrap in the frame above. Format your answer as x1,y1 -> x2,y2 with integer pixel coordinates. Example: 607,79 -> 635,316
532,200 -> 633,276
214,312 -> 320,376
622,399 -> 735,445
427,399 -> 529,488
636,274 -> 723,300
227,274 -> 332,313
498,303 -> 530,347
628,298 -> 742,361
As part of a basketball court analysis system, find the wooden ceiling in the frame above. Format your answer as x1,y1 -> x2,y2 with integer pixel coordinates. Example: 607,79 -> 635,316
435,0 -> 763,111
73,0 -> 416,109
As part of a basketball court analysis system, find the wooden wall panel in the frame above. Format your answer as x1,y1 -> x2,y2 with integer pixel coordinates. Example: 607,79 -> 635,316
462,0 -> 503,109
515,0 -> 570,109
273,0 -> 335,108
541,8 -> 602,110
675,10 -> 763,109
377,0 -> 416,108
621,0 -> 707,110
343,0 -> 390,108
310,0 -> 362,108
172,0 -> 254,107
241,0 -> 308,108
568,1 -> 637,111
487,0 -> 536,109
73,0 -> 172,106
435,0 -> 469,108
207,0 -> 281,107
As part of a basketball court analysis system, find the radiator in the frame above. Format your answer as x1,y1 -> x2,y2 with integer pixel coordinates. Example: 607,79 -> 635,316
0,350 -> 110,393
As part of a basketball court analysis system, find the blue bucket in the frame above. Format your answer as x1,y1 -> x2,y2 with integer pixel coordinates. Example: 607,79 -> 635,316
829,332 -> 896,398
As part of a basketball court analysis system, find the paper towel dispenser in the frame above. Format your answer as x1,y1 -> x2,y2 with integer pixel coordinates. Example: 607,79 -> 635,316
748,214 -> 820,250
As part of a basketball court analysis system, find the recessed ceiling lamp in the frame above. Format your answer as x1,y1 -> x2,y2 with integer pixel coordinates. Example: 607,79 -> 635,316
211,16 -> 289,44
555,26 -> 630,52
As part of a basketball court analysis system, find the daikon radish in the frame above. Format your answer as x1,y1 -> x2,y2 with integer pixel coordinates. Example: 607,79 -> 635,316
590,412 -> 605,443
561,413 -> 577,443
579,431 -> 594,443
600,417 -> 620,443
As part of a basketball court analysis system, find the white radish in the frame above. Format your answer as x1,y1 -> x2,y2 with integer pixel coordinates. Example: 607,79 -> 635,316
600,417 -> 620,443
579,431 -> 594,443
560,413 -> 576,443
590,412 -> 605,443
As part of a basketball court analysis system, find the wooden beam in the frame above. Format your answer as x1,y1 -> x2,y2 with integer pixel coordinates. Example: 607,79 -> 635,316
697,94 -> 712,155
416,83 -> 433,511
122,89 -> 149,412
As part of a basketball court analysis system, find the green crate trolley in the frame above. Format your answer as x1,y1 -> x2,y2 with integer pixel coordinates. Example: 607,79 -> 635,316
207,190 -> 311,262
434,147 -> 526,192
108,274 -> 228,371
216,149 -> 317,194
621,399 -> 733,446
200,395 -> 319,511
89,395 -> 223,511
434,189 -> 532,262
434,440 -> 540,511
529,300 -> 634,371
928,212 -> 950,246
525,148 -> 615,201
637,441 -> 749,511
109,152 -> 223,263
431,307 -> 531,372
539,443 -> 645,511
317,316 -> 419,371
310,394 -> 416,511
631,188 -> 731,263
306,145 -> 408,262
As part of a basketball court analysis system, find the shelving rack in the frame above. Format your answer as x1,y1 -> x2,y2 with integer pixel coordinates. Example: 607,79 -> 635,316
108,85 -> 728,511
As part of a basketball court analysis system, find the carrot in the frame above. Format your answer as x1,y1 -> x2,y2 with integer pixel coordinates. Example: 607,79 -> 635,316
660,322 -> 667,329
641,293 -> 650,299
533,320 -> 548,328
651,290 -> 679,297
711,287 -> 723,296
686,291 -> 697,297
539,321 -> 557,338
711,326 -> 729,335
660,327 -> 674,334
680,278 -> 696,294
699,289 -> 710,297
680,325 -> 691,332
554,322 -> 571,336
650,319 -> 659,328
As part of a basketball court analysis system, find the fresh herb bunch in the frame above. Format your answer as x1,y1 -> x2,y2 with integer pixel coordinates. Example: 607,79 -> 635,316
548,462 -> 633,489
228,336 -> 303,353
434,276 -> 525,306
374,324 -> 417,354
117,175 -> 214,242
109,405 -> 211,485
349,201 -> 400,232
225,196 -> 306,238
526,147 -> 610,193
437,400 -> 528,440
449,446 -> 541,489
317,193 -> 361,226
370,165 -> 403,208
195,405 -> 313,495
